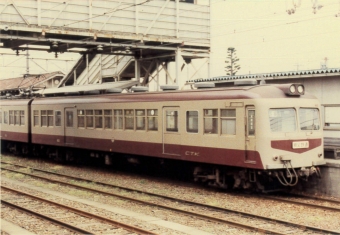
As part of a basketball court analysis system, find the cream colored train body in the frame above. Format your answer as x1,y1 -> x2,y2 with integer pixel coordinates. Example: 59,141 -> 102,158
0,83 -> 325,190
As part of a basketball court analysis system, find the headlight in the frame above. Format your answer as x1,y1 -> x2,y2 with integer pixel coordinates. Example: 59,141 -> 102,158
289,85 -> 296,94
297,85 -> 304,95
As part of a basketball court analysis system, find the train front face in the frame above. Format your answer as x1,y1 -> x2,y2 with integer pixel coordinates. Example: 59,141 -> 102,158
256,93 -> 325,186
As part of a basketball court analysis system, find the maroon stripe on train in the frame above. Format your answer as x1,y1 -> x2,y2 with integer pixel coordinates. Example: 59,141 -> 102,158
31,133 -> 264,169
271,139 -> 322,154
1,131 -> 29,143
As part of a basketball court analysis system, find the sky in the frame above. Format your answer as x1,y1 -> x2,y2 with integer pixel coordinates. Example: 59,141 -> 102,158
0,0 -> 339,79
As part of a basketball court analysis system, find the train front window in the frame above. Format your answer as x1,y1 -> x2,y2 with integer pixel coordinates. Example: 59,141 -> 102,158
269,108 -> 296,132
299,108 -> 320,130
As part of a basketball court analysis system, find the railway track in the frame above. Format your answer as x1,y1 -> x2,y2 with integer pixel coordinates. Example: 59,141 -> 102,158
2,161 -> 340,234
1,185 -> 157,235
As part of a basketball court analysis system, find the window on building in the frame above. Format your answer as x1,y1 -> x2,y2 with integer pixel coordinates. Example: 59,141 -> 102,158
104,110 -> 112,129
221,109 -> 236,135
114,110 -> 123,129
78,110 -> 85,128
204,109 -> 218,134
86,110 -> 94,128
147,109 -> 158,131
136,109 -> 146,130
124,109 -> 134,130
95,110 -> 103,129
55,111 -> 61,126
186,111 -> 198,133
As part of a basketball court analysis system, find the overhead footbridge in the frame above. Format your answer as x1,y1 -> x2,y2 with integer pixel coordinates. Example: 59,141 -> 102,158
0,0 -> 211,91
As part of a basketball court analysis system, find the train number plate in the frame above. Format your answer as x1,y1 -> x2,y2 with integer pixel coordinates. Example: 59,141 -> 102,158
292,141 -> 309,149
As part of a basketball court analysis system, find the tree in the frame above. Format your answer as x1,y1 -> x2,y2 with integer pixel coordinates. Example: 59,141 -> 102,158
225,47 -> 241,76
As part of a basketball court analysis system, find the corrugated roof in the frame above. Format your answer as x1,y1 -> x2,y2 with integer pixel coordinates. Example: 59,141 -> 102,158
188,68 -> 340,83
0,71 -> 64,91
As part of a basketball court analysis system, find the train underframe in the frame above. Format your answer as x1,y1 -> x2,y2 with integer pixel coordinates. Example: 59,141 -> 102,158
2,140 -> 322,192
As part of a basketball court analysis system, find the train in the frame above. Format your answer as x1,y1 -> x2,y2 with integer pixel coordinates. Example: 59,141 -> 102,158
0,80 -> 325,191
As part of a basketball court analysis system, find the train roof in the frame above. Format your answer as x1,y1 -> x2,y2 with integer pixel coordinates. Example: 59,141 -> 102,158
30,84 -> 317,105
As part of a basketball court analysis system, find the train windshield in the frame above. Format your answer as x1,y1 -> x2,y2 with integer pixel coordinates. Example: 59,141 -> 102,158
299,108 -> 320,130
269,108 -> 296,132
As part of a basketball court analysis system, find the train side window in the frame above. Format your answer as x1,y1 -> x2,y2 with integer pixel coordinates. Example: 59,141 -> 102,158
248,110 -> 255,136
20,111 -> 25,126
41,110 -> 47,126
186,111 -> 198,133
86,110 -> 94,128
125,109 -> 134,130
114,109 -> 123,130
4,111 -> 8,124
9,110 -> 14,125
33,110 -> 39,126
221,109 -> 236,135
48,110 -> 53,127
147,109 -> 158,131
78,110 -> 85,128
66,111 -> 73,127
104,110 -> 112,129
136,109 -> 146,130
0,110 -> 2,124
204,109 -> 218,134
14,110 -> 20,125
166,110 -> 178,132
95,110 -> 103,129
55,111 -> 61,127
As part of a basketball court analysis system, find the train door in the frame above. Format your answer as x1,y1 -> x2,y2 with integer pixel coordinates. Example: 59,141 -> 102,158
245,106 -> 256,163
163,107 -> 181,155
65,108 -> 75,145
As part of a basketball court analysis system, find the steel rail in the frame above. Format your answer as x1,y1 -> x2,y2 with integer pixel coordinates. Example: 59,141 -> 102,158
1,166 -> 284,234
1,186 -> 157,235
1,199 -> 93,235
3,165 -> 340,234
261,195 -> 340,213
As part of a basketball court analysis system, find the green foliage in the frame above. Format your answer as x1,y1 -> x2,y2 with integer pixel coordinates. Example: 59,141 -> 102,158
225,47 -> 241,76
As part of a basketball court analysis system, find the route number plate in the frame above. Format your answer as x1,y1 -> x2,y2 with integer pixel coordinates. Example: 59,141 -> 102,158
292,141 -> 309,149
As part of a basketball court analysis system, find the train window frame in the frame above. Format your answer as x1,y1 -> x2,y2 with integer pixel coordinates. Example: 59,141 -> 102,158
135,109 -> 146,131
299,108 -> 320,131
41,110 -> 47,127
33,110 -> 39,126
104,110 -> 112,129
204,109 -> 218,134
124,109 -> 134,130
55,111 -> 62,127
165,110 -> 179,132
77,110 -> 85,128
269,108 -> 296,133
114,109 -> 123,130
9,110 -> 14,125
4,111 -> 8,124
186,110 -> 199,133
147,109 -> 158,131
220,109 -> 236,135
95,109 -> 103,129
20,110 -> 25,126
86,110 -> 94,129
47,110 -> 53,127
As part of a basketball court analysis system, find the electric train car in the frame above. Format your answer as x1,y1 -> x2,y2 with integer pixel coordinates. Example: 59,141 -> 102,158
0,82 -> 325,191
1,99 -> 33,154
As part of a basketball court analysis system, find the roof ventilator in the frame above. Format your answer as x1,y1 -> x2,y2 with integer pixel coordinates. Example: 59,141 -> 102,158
234,79 -> 257,86
194,82 -> 215,89
160,85 -> 179,91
